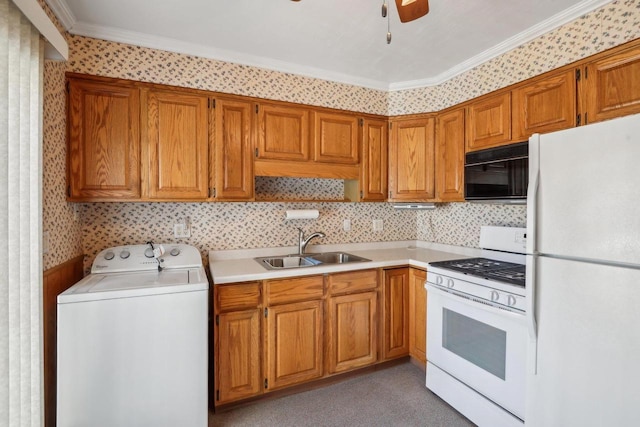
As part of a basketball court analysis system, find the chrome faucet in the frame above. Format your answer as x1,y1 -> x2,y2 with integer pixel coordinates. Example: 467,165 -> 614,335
298,228 -> 326,255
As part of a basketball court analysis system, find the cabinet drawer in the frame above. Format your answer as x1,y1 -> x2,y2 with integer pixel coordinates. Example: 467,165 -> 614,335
328,269 -> 378,295
265,275 -> 324,305
216,282 -> 261,312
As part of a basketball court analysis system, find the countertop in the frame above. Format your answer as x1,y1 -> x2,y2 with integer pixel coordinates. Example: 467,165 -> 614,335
209,240 -> 483,284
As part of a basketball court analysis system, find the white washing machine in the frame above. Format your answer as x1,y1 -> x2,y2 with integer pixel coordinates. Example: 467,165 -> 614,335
57,243 -> 209,427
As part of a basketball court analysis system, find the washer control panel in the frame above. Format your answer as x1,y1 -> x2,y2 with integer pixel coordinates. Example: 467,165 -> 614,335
92,244 -> 202,273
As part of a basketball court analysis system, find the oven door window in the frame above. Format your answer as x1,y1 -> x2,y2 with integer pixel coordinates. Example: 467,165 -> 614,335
442,308 -> 506,380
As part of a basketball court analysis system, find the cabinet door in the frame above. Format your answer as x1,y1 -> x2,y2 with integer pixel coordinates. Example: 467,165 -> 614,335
212,97 -> 254,200
327,291 -> 377,374
409,268 -> 427,364
382,268 -> 409,359
512,69 -> 576,140
388,117 -> 436,201
360,118 -> 388,201
215,309 -> 262,404
145,90 -> 209,199
67,78 -> 140,200
313,111 -> 359,164
466,91 -> 512,152
583,44 -> 640,124
265,300 -> 323,390
257,103 -> 310,161
436,108 -> 465,202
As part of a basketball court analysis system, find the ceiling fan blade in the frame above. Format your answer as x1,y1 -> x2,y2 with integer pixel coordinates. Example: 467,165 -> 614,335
395,0 -> 429,23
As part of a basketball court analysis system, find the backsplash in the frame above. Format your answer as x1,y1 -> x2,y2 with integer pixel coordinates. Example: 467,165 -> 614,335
41,0 -> 638,271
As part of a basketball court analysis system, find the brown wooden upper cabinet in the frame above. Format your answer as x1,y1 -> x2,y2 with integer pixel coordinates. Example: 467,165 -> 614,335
256,102 -> 310,161
313,111 -> 359,164
512,69 -> 576,140
466,92 -> 512,152
360,118 -> 388,201
67,77 -> 141,200
388,116 -> 436,201
211,97 -> 254,200
582,44 -> 640,124
436,108 -> 465,202
144,88 -> 209,200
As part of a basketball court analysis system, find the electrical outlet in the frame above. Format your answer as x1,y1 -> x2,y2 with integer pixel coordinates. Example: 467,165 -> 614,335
373,219 -> 383,232
514,230 -> 526,245
343,219 -> 351,232
174,223 -> 191,238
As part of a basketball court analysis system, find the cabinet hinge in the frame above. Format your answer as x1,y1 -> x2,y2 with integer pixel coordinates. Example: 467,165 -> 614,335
388,122 -> 392,129
66,185 -> 71,197
255,105 -> 259,114
216,390 -> 220,401
584,67 -> 588,79
360,190 -> 363,199
264,307 -> 268,318
575,69 -> 581,81
215,314 -> 219,326
212,188 -> 217,198
388,191 -> 392,199
255,147 -> 259,158
577,113 -> 581,126
584,112 -> 588,125
65,81 -> 70,93
264,378 -> 268,389
359,118 -> 364,126
212,99 -> 216,108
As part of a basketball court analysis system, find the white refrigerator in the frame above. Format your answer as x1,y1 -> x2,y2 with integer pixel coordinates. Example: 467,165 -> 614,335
525,113 -> 640,426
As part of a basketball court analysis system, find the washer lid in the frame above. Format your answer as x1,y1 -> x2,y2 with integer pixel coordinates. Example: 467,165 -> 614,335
58,267 -> 208,304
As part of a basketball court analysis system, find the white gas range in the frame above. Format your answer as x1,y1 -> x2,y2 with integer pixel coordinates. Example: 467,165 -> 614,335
425,226 -> 527,427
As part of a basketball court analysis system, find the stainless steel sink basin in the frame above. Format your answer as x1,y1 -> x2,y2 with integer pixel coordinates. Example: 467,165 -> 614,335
255,252 -> 370,270
305,252 -> 370,264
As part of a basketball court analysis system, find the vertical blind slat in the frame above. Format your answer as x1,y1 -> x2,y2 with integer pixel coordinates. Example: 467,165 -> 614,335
0,0 -> 44,425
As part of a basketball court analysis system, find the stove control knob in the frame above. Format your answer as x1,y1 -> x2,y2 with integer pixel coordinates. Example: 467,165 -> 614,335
104,251 -> 115,261
507,295 -> 517,306
490,291 -> 500,302
144,248 -> 154,258
446,279 -> 454,288
170,247 -> 181,257
435,275 -> 443,285
119,250 -> 130,259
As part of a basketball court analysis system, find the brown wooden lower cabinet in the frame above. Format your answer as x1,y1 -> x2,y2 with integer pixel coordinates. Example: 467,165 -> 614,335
408,268 -> 427,364
382,267 -> 410,360
214,267 -> 434,406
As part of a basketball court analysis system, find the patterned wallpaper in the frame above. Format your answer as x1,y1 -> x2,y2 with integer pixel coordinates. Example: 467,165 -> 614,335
389,0 -> 640,114
41,0 -> 639,270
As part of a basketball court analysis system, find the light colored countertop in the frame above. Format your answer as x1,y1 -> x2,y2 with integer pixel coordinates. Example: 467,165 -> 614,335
209,240 -> 483,284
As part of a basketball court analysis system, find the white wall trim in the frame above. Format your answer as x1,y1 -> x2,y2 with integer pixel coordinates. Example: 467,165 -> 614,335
52,0 -> 613,90
44,0 -> 76,31
12,0 -> 68,60
389,0 -> 614,91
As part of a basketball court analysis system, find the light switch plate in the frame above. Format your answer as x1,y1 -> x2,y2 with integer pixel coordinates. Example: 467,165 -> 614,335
173,223 -> 191,238
373,219 -> 383,232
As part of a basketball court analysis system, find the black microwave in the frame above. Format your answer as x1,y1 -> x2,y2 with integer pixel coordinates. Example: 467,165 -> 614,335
464,142 -> 528,202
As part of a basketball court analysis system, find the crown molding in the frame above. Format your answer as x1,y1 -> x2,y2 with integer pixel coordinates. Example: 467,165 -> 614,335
389,0 -> 614,91
68,21 -> 391,91
44,0 -> 76,31
58,0 -> 613,92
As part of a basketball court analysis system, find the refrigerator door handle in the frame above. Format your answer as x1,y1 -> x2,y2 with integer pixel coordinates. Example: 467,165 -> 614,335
526,254 -> 538,375
526,134 -> 540,255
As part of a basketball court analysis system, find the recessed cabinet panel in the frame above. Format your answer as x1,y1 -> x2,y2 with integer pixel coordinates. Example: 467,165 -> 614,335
146,90 -> 209,199
361,118 -> 388,201
383,268 -> 410,359
266,300 -> 323,390
388,117 -> 436,201
216,309 -> 262,404
466,92 -> 512,151
436,108 -> 465,202
212,98 -> 254,200
583,44 -> 640,123
512,69 -> 576,140
257,103 -> 310,161
328,291 -> 377,374
67,79 -> 140,200
313,112 -> 359,164
409,268 -> 427,364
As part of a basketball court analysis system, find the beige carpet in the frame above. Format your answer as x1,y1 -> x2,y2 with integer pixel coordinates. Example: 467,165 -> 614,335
209,363 -> 475,426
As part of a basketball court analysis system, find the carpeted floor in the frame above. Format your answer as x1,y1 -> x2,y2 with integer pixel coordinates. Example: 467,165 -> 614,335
209,363 -> 475,426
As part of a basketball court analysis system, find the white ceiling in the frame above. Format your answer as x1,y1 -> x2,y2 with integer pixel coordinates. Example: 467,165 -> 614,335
47,0 -> 612,91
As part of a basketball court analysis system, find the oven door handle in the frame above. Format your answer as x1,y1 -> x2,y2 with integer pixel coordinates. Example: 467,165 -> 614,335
425,283 -> 525,319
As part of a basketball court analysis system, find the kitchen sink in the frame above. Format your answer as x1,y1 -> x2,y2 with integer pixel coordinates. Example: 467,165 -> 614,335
305,252 -> 370,264
255,252 -> 370,270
